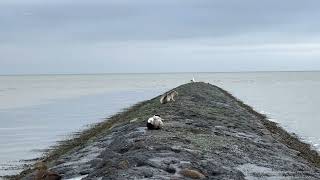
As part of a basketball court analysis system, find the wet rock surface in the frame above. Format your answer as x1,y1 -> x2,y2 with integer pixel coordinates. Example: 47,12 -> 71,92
18,83 -> 320,179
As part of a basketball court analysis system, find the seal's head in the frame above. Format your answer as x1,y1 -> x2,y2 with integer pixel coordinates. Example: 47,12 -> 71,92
35,162 -> 47,170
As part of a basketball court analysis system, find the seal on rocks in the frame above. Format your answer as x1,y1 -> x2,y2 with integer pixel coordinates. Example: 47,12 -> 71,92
147,115 -> 164,130
160,90 -> 178,104
180,169 -> 205,179
35,162 -> 61,180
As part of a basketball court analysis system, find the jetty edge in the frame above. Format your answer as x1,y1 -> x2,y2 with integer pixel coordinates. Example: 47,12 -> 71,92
12,82 -> 320,179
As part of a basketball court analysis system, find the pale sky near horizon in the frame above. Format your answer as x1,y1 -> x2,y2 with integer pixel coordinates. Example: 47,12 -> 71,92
1,0 -> 320,74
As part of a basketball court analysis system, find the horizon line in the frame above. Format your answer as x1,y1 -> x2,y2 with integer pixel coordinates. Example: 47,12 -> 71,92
0,70 -> 320,76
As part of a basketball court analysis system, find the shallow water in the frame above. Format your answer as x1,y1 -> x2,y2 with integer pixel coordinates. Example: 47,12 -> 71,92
0,72 -> 319,176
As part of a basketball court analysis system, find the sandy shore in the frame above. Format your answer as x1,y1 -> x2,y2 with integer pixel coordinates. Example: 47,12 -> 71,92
10,82 -> 320,179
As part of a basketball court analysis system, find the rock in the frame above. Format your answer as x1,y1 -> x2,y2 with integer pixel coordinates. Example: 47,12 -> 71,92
118,160 -> 129,169
180,169 -> 205,179
42,172 -> 62,180
130,118 -> 138,123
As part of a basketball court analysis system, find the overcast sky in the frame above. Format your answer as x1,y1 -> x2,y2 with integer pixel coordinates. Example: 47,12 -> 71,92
1,0 -> 320,74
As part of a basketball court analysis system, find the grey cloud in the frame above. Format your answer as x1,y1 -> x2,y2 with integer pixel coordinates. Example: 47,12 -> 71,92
0,0 -> 320,74
2,0 -> 320,42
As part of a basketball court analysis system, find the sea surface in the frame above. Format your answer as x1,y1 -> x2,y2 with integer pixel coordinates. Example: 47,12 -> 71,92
0,72 -> 320,176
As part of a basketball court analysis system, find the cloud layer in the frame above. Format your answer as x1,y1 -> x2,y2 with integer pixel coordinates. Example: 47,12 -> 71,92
1,0 -> 320,74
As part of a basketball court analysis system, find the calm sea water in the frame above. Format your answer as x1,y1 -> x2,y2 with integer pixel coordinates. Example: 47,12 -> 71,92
0,72 -> 319,176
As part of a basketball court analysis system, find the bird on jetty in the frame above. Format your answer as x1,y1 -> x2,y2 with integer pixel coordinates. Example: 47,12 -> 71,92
147,115 -> 164,130
35,162 -> 61,180
190,77 -> 196,83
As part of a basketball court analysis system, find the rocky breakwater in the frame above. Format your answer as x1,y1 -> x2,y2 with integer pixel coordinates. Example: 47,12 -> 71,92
15,82 -> 320,179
